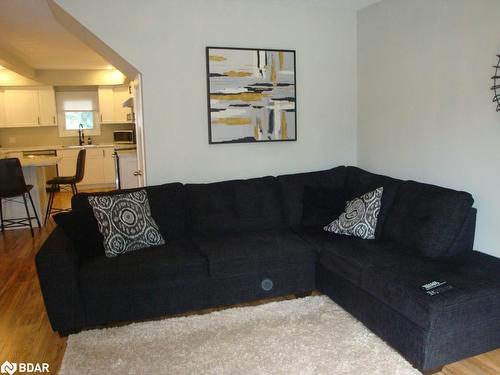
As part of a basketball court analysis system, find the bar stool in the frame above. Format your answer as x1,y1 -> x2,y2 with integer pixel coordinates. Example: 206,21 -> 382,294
0,158 -> 41,237
44,149 -> 86,224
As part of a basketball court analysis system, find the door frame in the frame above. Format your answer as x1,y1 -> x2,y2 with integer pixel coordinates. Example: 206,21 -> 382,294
132,74 -> 146,186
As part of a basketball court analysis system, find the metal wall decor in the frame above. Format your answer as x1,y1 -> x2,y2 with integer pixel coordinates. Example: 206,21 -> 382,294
492,54 -> 500,112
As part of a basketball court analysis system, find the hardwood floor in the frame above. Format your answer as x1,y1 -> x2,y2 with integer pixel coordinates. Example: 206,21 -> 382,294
0,193 -> 68,374
0,191 -> 499,374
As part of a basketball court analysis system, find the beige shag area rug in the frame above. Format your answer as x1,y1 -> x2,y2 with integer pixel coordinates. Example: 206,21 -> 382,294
60,296 -> 420,375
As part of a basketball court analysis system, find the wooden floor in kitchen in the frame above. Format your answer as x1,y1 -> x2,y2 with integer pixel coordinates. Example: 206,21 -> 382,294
0,191 -> 499,375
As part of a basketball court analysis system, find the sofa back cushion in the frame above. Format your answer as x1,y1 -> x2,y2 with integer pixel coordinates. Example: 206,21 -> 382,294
301,185 -> 348,227
71,183 -> 191,241
277,167 -> 347,227
187,176 -> 285,236
383,181 -> 474,258
53,210 -> 104,259
344,167 -> 402,238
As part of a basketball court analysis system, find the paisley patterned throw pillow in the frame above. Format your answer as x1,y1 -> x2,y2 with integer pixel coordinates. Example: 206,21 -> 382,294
88,190 -> 165,257
323,187 -> 383,240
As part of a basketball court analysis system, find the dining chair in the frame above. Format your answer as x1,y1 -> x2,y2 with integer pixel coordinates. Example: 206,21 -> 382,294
0,158 -> 41,237
44,149 -> 86,224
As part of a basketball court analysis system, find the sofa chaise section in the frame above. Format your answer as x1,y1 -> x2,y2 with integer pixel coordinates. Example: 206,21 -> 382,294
306,172 -> 495,371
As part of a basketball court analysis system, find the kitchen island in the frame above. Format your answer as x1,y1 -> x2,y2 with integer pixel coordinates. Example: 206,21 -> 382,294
0,143 -> 140,229
1,156 -> 61,229
1,143 -> 137,189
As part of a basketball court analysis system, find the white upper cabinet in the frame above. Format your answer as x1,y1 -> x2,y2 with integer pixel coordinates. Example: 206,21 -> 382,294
4,89 -> 39,127
113,86 -> 132,124
37,87 -> 57,126
98,85 -> 133,124
0,87 -> 58,128
98,87 -> 114,124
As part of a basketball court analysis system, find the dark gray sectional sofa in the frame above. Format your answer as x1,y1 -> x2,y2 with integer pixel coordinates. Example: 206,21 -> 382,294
36,166 -> 500,372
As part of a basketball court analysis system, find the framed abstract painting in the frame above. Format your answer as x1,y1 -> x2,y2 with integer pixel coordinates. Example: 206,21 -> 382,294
206,47 -> 297,144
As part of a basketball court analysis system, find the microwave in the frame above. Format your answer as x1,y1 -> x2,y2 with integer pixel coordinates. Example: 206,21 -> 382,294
113,130 -> 136,144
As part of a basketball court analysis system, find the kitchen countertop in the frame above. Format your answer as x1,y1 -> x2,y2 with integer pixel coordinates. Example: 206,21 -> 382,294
0,144 -> 136,152
19,156 -> 62,167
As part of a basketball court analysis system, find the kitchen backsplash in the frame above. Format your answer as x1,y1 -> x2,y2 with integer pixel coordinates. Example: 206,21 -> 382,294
0,123 -> 134,148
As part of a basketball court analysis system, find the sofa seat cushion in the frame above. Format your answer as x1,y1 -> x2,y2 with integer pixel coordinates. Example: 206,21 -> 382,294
193,230 -> 317,277
301,227 -> 408,286
80,239 -> 209,294
361,251 -> 500,332
304,225 -> 500,332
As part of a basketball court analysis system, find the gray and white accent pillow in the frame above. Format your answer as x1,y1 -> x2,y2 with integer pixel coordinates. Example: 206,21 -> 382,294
88,190 -> 165,257
323,187 -> 383,240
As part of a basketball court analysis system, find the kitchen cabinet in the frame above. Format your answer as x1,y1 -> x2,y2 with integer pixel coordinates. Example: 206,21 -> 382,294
4,89 -> 39,127
80,148 -> 104,186
98,85 -> 133,124
113,86 -> 132,124
102,147 -> 116,184
56,149 -> 78,177
57,146 -> 116,187
37,87 -> 57,126
98,87 -> 114,124
0,87 -> 57,128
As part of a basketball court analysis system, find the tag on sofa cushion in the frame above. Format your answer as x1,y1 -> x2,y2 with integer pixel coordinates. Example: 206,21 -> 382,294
88,189 -> 165,257
420,281 -> 454,295
323,187 -> 383,240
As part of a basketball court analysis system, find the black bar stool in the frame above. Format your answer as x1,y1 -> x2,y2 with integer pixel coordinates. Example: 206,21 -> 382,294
44,149 -> 86,224
0,158 -> 41,237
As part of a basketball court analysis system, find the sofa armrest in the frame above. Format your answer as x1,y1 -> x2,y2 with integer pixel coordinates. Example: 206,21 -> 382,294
35,227 -> 85,335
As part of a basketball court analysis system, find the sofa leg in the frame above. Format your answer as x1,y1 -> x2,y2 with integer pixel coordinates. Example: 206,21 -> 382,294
421,366 -> 443,375
294,291 -> 312,298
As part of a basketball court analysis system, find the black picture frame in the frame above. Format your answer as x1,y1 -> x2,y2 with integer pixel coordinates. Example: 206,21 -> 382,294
206,46 -> 297,144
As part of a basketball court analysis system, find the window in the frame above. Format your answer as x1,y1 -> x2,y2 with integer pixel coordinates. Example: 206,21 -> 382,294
56,90 -> 101,137
64,111 -> 94,130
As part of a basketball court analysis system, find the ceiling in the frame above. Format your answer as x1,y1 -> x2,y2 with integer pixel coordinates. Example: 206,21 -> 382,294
0,0 -> 110,70
0,0 -> 381,74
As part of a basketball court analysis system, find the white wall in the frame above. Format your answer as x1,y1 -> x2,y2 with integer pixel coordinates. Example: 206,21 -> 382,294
358,0 -> 500,256
55,0 -> 360,184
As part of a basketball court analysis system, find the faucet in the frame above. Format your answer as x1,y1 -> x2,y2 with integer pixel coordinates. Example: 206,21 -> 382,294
78,123 -> 85,146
